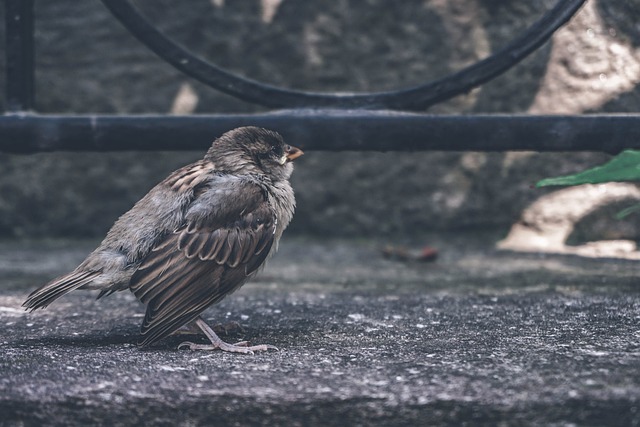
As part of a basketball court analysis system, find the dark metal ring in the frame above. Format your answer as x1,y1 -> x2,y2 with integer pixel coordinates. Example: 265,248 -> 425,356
101,0 -> 586,111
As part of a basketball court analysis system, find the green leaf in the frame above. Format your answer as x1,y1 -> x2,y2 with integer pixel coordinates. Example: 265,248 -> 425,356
536,150 -> 640,187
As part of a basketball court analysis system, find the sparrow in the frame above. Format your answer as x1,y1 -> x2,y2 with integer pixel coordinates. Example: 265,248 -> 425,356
23,126 -> 303,354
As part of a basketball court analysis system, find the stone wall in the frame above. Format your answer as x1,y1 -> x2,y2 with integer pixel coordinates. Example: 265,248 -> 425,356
0,0 -> 639,239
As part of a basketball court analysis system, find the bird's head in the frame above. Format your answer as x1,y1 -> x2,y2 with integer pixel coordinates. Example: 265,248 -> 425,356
206,127 -> 303,181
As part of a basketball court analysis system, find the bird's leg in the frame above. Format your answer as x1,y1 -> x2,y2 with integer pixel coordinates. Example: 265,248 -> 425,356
177,317 -> 278,354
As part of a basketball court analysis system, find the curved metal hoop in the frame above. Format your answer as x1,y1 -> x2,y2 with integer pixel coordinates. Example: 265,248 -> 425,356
101,0 -> 586,111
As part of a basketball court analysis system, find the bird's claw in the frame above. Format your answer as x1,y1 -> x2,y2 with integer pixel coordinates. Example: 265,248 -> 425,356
177,340 -> 278,354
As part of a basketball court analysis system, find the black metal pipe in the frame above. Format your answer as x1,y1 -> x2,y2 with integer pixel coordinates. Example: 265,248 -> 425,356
101,0 -> 586,111
1,112 -> 639,154
4,0 -> 35,112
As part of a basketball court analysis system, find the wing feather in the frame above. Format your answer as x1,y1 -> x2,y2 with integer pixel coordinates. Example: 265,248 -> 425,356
129,187 -> 276,346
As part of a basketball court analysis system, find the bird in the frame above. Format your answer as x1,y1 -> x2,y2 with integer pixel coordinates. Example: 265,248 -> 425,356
23,126 -> 303,354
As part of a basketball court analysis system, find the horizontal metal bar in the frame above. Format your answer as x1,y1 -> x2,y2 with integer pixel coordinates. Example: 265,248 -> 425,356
1,112 -> 639,154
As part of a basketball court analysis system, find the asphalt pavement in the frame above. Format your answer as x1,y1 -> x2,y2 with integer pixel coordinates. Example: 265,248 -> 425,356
0,233 -> 638,426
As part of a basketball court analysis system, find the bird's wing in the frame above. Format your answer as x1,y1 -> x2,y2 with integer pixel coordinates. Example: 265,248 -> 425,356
129,183 -> 276,346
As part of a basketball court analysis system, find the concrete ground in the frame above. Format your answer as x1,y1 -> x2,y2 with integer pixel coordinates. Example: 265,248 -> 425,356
0,233 -> 639,426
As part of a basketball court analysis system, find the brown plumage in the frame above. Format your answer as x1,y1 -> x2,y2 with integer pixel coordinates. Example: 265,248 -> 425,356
23,126 -> 303,354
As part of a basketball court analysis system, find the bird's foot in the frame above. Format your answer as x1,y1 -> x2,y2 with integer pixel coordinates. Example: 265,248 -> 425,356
177,317 -> 278,354
178,340 -> 277,354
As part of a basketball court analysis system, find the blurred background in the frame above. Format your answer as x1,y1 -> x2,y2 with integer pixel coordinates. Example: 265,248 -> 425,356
0,0 -> 639,243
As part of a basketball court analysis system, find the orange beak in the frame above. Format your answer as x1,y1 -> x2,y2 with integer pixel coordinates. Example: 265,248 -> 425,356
285,145 -> 304,162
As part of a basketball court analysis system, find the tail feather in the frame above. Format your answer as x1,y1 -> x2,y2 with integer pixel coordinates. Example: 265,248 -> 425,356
23,270 -> 101,311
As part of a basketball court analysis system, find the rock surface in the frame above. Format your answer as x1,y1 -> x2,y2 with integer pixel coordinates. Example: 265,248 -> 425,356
1,234 -> 638,426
